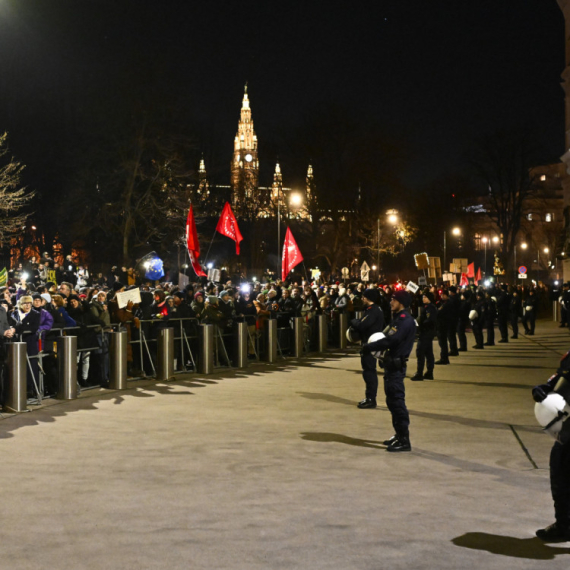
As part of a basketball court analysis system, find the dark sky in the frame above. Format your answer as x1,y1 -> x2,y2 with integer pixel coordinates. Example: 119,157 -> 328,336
0,0 -> 565,191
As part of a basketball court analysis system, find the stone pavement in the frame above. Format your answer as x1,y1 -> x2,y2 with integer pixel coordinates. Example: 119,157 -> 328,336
1,320 -> 570,569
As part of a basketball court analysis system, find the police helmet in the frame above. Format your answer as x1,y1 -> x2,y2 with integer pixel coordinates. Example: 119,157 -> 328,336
367,332 -> 386,359
468,309 -> 478,321
535,393 -> 570,443
346,327 -> 362,344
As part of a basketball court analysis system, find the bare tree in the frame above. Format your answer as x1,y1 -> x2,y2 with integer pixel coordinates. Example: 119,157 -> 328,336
470,129 -> 539,273
0,132 -> 35,244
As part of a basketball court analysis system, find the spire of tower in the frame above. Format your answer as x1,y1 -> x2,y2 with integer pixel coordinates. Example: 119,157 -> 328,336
199,154 -> 206,174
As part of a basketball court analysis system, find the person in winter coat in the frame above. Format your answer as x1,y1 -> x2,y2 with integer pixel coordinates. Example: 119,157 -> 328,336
484,290 -> 497,346
471,291 -> 487,349
411,291 -> 437,381
522,288 -> 538,335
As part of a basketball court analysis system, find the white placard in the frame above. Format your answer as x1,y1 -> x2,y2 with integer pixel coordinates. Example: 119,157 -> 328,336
406,281 -> 419,293
116,288 -> 142,309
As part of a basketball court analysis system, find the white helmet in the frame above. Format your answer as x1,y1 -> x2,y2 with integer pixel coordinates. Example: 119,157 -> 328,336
535,393 -> 570,443
469,309 -> 478,321
367,332 -> 386,359
526,306 -> 533,312
346,327 -> 361,344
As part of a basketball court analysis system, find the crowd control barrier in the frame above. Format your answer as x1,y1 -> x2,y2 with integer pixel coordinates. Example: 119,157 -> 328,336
109,331 -> 128,390
6,310 -> 361,405
3,342 -> 28,413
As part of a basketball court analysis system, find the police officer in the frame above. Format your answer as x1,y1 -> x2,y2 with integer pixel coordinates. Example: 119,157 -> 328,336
510,286 -> 523,339
457,290 -> 471,352
447,286 -> 460,356
361,290 -> 416,452
471,290 -> 486,349
531,351 -> 570,541
496,284 -> 511,343
523,288 -> 538,335
351,289 -> 384,409
435,289 -> 451,365
484,290 -> 497,346
411,291 -> 436,381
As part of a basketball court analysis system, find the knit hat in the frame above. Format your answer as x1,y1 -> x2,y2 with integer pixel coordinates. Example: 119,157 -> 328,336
31,293 -> 42,300
112,281 -> 125,292
362,289 -> 379,303
422,291 -> 434,303
41,293 -> 52,303
392,290 -> 411,307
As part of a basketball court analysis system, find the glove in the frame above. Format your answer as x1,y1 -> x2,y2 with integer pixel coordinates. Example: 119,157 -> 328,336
532,384 -> 553,403
360,344 -> 372,356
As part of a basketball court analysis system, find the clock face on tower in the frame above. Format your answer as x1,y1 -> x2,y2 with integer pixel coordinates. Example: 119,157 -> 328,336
245,153 -> 253,163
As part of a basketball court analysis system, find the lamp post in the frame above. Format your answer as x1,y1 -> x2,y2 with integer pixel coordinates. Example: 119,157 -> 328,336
444,227 -> 461,275
482,236 -> 488,277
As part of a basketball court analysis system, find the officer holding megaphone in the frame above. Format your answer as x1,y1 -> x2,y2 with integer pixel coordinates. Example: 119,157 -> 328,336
532,350 -> 570,541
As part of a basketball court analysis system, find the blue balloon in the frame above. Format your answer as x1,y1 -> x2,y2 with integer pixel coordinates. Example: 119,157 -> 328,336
145,255 -> 165,280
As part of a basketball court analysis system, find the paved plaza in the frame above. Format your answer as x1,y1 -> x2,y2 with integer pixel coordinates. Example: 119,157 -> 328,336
1,320 -> 570,569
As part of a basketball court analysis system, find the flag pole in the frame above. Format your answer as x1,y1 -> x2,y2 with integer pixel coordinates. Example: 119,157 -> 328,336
302,261 -> 310,283
203,231 -> 217,265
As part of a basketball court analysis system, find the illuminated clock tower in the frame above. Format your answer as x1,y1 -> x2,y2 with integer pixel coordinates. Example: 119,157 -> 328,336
231,84 -> 259,212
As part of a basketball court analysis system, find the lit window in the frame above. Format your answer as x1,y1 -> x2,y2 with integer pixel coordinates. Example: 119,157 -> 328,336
546,213 -> 554,222
527,213 -> 533,221
540,175 -> 546,181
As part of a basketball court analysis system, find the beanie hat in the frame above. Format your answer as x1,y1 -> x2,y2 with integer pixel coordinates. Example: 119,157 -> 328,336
31,293 -> 42,300
362,289 -> 379,303
112,281 -> 125,292
392,290 -> 411,307
422,291 -> 434,303
41,293 -> 52,303
69,294 -> 81,302
448,286 -> 457,294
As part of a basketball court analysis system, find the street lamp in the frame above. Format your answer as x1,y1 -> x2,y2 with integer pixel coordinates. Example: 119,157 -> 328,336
444,227 -> 461,274
482,236 -> 488,277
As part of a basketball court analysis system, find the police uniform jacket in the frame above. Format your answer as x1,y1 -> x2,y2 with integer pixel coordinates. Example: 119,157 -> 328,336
417,302 -> 437,339
472,298 -> 486,325
365,309 -> 416,361
350,303 -> 384,342
497,290 -> 511,316
525,294 -> 538,313
436,299 -> 452,332
510,294 -> 523,318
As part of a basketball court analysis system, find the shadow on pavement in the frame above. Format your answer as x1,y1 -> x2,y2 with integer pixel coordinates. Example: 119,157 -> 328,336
452,532 -> 570,559
300,432 -> 383,449
297,392 -> 358,406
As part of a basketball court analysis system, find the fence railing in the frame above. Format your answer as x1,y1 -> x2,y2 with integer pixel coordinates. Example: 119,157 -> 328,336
2,310 -> 356,411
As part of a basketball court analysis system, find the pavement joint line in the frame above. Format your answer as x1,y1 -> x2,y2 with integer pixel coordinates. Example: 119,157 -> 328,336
509,424 -> 539,469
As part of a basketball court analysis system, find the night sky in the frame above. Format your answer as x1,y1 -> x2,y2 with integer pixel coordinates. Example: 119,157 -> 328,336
0,0 -> 565,193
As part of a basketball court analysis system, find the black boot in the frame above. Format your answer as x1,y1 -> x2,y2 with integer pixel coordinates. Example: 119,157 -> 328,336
357,398 -> 377,409
536,523 -> 570,542
423,371 -> 434,380
386,435 -> 411,452
411,373 -> 423,381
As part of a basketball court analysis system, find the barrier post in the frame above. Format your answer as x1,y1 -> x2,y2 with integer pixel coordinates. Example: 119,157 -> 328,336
339,312 -> 349,349
234,321 -> 248,368
554,301 -> 559,322
317,314 -> 328,353
156,327 -> 175,381
292,316 -> 304,357
265,319 -> 277,363
3,342 -> 27,412
354,311 -> 364,320
57,336 -> 78,400
199,324 -> 214,374
109,331 -> 128,390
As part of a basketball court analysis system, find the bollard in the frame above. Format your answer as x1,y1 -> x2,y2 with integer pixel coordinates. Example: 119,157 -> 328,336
354,311 -> 364,320
156,327 -> 175,381
234,321 -> 248,368
554,301 -> 559,322
317,314 -> 328,353
57,336 -> 78,400
265,319 -> 278,363
109,331 -> 128,390
199,324 -> 214,374
339,312 -> 348,349
292,316 -> 304,357
3,342 -> 28,412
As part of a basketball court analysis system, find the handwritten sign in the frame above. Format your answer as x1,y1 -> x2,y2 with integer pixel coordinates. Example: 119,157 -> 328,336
116,288 -> 142,309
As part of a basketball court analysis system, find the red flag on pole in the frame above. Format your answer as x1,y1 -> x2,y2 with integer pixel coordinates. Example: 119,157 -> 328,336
215,202 -> 243,255
186,205 -> 207,277
467,262 -> 475,278
460,273 -> 469,287
282,227 -> 304,281
475,267 -> 482,284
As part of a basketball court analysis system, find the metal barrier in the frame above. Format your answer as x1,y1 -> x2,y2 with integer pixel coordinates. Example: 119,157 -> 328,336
265,319 -> 278,363
3,342 -> 28,413
338,312 -> 348,349
292,317 -> 304,357
317,314 -> 328,352
109,331 -> 127,390
57,336 -> 78,400
234,321 -> 248,368
199,324 -> 214,374
156,328 -> 175,381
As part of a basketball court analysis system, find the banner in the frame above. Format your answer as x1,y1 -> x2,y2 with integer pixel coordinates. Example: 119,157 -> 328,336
216,202 -> 243,255
282,227 -> 303,281
0,268 -> 6,287
467,262 -> 475,278
186,205 -> 207,277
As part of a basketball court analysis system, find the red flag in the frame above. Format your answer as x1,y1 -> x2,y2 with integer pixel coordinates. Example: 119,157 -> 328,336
186,205 -> 207,277
282,227 -> 304,281
475,267 -> 482,283
467,262 -> 475,278
460,273 -> 469,287
215,202 -> 243,255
